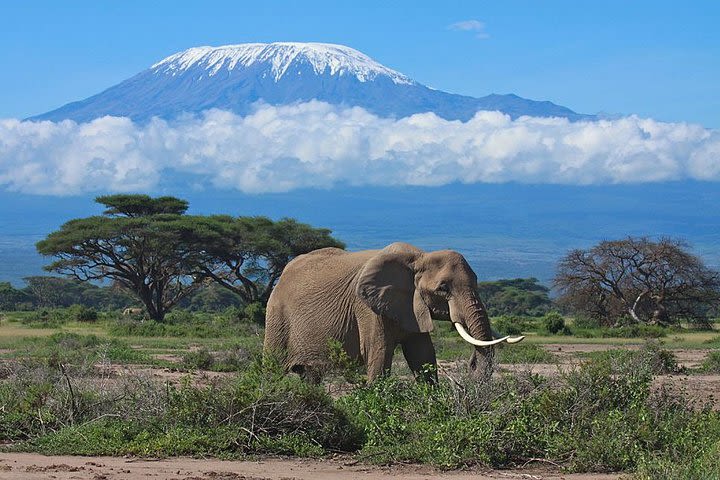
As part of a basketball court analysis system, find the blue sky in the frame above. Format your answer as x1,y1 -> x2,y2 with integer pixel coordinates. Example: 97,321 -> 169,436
2,0 -> 718,126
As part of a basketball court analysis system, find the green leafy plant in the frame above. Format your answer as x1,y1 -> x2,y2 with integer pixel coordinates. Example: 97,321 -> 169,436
701,351 -> 720,373
542,311 -> 571,335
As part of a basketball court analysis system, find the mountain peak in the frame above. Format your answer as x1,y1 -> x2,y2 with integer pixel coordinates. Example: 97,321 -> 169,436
150,42 -> 416,85
30,42 -> 592,123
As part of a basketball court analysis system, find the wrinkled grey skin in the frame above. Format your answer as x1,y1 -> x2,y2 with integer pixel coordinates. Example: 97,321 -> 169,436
264,242 -> 495,382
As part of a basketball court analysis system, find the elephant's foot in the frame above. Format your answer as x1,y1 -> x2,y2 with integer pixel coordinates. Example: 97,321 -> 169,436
290,363 -> 323,384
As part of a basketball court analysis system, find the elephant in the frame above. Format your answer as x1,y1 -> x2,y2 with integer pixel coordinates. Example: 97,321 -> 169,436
263,242 -> 524,382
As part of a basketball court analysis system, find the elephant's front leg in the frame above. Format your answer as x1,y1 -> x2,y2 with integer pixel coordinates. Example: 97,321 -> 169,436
401,333 -> 438,383
359,315 -> 397,382
364,336 -> 396,382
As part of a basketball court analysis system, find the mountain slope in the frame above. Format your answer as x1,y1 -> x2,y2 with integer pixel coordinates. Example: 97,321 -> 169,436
31,42 -> 592,123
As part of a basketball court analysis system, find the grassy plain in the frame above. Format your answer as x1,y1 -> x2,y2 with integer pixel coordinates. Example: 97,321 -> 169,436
0,309 -> 719,479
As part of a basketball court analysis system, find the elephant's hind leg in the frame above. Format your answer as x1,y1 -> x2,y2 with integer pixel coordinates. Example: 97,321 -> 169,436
263,305 -> 291,369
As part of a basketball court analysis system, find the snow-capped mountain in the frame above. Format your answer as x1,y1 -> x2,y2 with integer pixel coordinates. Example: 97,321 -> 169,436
32,42 -> 592,122
153,43 -> 415,85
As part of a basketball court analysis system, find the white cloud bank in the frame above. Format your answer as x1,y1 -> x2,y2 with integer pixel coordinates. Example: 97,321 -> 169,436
1,101 -> 718,195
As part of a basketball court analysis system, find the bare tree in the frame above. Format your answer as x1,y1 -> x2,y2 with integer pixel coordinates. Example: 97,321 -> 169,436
555,237 -> 720,327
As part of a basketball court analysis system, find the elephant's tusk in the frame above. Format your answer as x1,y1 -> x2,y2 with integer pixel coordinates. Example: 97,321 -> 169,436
491,327 -> 525,344
454,323 -> 510,347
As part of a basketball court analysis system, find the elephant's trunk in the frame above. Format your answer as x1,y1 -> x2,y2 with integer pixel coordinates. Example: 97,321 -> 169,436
449,291 -> 523,380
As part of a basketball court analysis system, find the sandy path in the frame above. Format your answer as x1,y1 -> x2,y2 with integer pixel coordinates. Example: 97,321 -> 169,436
0,453 -> 622,480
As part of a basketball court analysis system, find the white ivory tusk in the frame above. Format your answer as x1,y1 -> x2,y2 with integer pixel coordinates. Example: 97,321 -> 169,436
454,323 -> 510,347
491,327 -> 525,344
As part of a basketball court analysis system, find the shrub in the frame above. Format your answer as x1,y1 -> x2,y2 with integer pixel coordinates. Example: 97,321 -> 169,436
243,302 -> 266,324
571,315 -> 601,329
181,348 -> 215,370
68,304 -> 98,322
1,358 -> 362,457
212,344 -> 253,372
2,343 -> 719,472
542,311 -> 571,335
493,315 -> 532,336
109,312 -> 262,338
581,341 -> 680,376
477,278 -> 552,317
20,306 -> 99,326
636,340 -> 681,374
701,351 -> 720,373
633,440 -> 720,479
574,324 -> 668,339
21,308 -> 72,328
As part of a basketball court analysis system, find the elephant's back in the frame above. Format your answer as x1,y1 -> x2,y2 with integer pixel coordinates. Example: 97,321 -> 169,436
278,248 -> 378,285
265,248 -> 378,366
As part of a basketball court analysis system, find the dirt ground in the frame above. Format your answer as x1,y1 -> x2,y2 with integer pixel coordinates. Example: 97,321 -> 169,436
0,453 -> 623,480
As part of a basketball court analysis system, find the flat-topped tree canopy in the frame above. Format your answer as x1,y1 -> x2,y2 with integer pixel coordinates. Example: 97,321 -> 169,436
96,194 -> 189,217
36,205 -> 204,322
36,194 -> 345,321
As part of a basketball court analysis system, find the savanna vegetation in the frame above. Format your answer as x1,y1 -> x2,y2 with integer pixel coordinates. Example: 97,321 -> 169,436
1,196 -> 719,478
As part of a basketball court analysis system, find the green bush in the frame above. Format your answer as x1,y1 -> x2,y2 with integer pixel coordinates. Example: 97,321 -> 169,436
542,311 -> 571,335
633,440 -> 720,479
571,315 -> 601,329
636,340 -> 681,374
21,308 -> 72,328
575,324 -> 668,339
493,315 -> 535,336
477,278 -> 552,317
701,351 -> 720,373
581,341 -> 680,376
67,304 -> 98,322
243,302 -> 266,324
19,306 -> 99,326
181,347 -> 215,370
109,311 -> 262,338
338,350 -> 720,471
55,333 -> 149,365
5,359 -> 361,457
180,344 -> 254,372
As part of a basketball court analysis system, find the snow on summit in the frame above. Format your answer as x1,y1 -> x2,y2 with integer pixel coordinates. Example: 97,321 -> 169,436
151,42 -> 415,85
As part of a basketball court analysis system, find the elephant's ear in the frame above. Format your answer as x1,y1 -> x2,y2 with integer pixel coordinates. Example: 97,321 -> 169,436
356,252 -> 433,333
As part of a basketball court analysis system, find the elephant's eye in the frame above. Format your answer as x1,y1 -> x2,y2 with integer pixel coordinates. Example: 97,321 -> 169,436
435,282 -> 449,293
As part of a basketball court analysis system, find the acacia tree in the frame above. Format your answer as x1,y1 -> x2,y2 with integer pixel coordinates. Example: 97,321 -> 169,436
0,282 -> 29,310
36,195 -> 207,322
189,216 -> 345,305
555,237 -> 720,327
